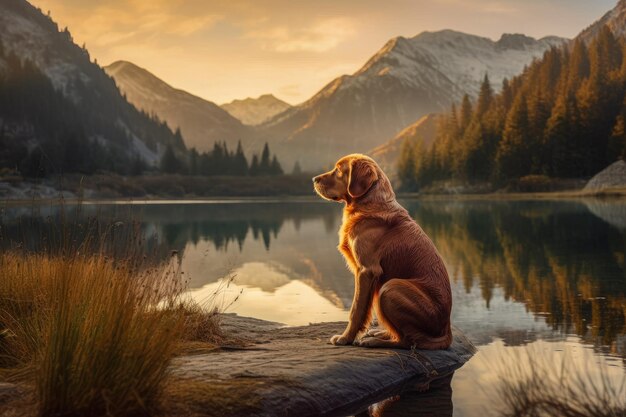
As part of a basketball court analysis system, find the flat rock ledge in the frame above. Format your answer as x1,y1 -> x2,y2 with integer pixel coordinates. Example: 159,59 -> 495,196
171,315 -> 476,417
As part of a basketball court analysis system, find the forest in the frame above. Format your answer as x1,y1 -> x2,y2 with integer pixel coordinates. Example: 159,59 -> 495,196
399,26 -> 626,190
0,37 -> 286,179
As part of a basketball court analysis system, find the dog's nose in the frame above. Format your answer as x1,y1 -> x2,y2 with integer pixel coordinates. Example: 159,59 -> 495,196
312,176 -> 321,184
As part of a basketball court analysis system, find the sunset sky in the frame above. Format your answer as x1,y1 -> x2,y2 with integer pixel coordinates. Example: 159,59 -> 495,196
30,0 -> 615,105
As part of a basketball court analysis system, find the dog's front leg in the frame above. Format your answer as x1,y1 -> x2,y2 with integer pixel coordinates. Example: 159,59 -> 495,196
330,266 -> 379,346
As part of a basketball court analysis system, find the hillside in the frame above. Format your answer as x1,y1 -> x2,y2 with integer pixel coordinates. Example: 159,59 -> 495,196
0,0 -> 186,174
259,30 -> 567,171
397,3 -> 626,190
105,61 -> 251,152
221,94 -> 291,126
370,114 -> 438,177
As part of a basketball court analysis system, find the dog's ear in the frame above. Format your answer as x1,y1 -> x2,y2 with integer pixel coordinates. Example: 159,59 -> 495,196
348,159 -> 378,198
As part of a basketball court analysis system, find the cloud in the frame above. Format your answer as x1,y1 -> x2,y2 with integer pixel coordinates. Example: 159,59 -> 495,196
247,18 -> 356,53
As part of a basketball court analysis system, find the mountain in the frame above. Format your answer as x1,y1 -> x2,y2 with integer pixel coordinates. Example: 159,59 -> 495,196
579,0 -> 626,41
0,0 -> 186,173
105,61 -> 250,153
221,94 -> 291,126
260,30 -> 567,170
370,114 -> 438,178
396,2 -> 626,189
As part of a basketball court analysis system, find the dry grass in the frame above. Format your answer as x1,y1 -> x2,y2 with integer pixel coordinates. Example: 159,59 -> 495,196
493,349 -> 626,417
0,214 -> 226,416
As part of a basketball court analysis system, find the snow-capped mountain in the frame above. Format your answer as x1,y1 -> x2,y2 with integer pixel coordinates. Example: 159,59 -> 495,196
260,30 -> 567,171
0,0 -> 185,165
221,94 -> 291,126
105,61 -> 250,152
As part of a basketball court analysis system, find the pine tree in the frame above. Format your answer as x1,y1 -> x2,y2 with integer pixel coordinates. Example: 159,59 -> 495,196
189,148 -> 199,175
160,144 -> 181,174
475,74 -> 493,118
234,141 -> 248,175
249,154 -> 260,176
292,161 -> 302,175
495,92 -> 531,180
398,138 -> 417,190
459,94 -> 473,132
270,155 -> 283,175
260,142 -> 271,174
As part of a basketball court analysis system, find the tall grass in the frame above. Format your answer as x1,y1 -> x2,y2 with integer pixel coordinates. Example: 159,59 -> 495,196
492,347 -> 626,417
0,209 -> 222,416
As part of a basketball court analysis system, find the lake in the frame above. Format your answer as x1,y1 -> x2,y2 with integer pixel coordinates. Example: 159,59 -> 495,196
2,198 -> 625,416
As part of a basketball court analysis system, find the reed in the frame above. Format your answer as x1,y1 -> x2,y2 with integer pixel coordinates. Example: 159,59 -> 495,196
0,210 -> 222,416
493,347 -> 626,417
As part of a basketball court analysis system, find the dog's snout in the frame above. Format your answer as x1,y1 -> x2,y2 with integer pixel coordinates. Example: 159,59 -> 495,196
313,176 -> 321,184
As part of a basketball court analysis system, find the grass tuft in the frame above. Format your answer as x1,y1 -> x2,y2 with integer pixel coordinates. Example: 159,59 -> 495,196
0,211 -> 226,416
492,347 -> 626,417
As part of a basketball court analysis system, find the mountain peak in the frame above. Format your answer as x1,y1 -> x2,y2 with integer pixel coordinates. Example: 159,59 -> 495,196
104,59 -> 248,152
496,33 -> 536,50
221,94 -> 291,126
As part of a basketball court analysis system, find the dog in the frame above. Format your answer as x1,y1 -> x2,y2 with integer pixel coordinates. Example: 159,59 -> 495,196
313,154 -> 452,349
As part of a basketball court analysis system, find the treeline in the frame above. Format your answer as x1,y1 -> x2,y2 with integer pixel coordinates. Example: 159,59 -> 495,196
160,142 -> 284,176
0,40 -> 183,177
0,38 -> 287,178
399,26 -> 626,189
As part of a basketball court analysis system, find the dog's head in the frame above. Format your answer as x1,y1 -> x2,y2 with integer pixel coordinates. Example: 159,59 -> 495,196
312,154 -> 394,203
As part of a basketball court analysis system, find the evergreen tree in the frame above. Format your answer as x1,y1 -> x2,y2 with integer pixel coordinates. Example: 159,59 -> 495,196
292,161 -> 302,175
249,154 -> 260,176
270,155 -> 283,175
495,93 -> 531,180
459,94 -> 473,132
475,74 -> 493,118
160,144 -> 181,174
398,138 -> 417,190
234,141 -> 249,175
189,148 -> 199,175
260,142 -> 271,174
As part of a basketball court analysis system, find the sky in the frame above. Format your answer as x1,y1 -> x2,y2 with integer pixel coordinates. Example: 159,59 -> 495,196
30,0 -> 616,105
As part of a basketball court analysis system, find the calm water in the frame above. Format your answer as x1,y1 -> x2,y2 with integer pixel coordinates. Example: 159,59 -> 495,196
2,198 -> 626,416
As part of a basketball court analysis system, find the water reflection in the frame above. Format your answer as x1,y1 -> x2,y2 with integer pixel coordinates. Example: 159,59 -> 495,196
2,198 -> 626,415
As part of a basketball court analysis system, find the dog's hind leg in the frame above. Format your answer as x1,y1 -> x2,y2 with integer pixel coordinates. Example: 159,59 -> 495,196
373,278 -> 452,350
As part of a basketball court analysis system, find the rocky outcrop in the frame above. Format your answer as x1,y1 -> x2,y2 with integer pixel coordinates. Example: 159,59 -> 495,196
170,315 -> 476,416
584,160 -> 626,190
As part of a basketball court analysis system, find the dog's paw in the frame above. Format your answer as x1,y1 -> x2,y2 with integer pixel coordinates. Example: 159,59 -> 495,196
365,328 -> 391,339
330,334 -> 351,346
356,336 -> 377,347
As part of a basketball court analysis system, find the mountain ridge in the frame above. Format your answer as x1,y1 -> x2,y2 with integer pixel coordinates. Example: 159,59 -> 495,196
221,94 -> 291,126
105,60 -> 250,152
259,29 -> 568,170
0,0 -> 186,170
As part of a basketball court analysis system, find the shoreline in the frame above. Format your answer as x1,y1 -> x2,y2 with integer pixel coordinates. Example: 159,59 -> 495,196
4,188 -> 626,206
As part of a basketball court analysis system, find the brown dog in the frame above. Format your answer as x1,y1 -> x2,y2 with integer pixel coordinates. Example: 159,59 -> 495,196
313,154 -> 452,349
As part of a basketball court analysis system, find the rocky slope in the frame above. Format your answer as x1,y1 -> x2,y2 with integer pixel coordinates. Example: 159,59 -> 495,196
221,94 -> 291,126
105,61 -> 251,152
0,0 -> 186,166
260,31 -> 567,170
579,0 -> 626,42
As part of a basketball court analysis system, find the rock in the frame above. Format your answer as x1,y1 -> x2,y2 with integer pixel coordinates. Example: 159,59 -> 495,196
584,160 -> 626,190
170,315 -> 476,417
584,199 -> 626,229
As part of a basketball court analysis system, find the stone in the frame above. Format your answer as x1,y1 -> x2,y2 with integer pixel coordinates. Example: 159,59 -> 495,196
584,160 -> 626,190
170,314 -> 476,416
